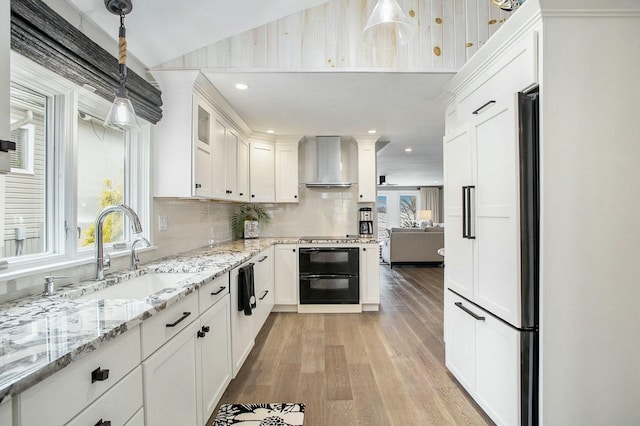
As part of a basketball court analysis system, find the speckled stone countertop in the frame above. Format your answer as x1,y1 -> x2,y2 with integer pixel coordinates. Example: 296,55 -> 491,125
0,237 -> 377,402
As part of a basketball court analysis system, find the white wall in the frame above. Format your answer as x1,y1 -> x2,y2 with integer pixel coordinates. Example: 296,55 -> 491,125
541,12 -> 640,425
261,186 -> 362,237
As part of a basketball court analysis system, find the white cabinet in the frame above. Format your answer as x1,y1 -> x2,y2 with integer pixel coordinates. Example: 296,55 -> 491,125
19,326 -> 141,426
67,367 -> 143,426
359,243 -> 380,309
193,93 -> 215,198
210,117 -> 228,199
275,142 -> 299,203
249,141 -> 275,202
357,141 -> 377,202
274,244 -> 298,308
0,398 -> 11,426
445,290 -> 520,426
229,248 -> 274,377
143,320 -> 199,426
443,125 -> 474,301
197,293 -> 232,426
237,138 -> 250,202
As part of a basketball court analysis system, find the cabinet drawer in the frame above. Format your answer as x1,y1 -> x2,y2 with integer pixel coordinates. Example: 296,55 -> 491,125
457,32 -> 537,121
253,248 -> 272,290
66,366 -> 142,426
125,408 -> 144,426
141,292 -> 199,359
19,326 -> 141,426
199,273 -> 229,313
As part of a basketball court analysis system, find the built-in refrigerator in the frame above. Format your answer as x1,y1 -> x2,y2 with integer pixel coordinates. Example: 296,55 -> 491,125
445,87 -> 539,426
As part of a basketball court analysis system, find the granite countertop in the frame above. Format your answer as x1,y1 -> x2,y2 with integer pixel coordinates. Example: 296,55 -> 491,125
0,236 -> 376,402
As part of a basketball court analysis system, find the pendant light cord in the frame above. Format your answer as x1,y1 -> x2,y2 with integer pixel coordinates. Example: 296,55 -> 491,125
117,14 -> 128,88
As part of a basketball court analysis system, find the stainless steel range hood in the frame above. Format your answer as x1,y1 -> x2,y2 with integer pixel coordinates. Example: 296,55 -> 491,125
301,136 -> 356,188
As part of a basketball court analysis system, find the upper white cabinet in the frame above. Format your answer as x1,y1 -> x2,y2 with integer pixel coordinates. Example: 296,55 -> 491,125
275,142 -> 299,203
357,140 -> 377,202
237,138 -> 250,202
0,398 -> 10,426
249,141 -> 275,202
152,71 -> 250,203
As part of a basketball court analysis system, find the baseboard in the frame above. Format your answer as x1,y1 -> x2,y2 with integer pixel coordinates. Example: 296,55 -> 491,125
272,305 -> 298,313
297,304 -> 363,314
362,304 -> 380,312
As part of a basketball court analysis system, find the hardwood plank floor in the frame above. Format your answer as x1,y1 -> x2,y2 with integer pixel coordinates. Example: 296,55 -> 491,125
210,265 -> 493,425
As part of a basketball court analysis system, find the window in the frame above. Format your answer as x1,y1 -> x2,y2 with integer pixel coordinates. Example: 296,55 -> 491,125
2,84 -> 50,259
377,195 -> 388,239
377,190 -> 421,229
0,54 -> 150,275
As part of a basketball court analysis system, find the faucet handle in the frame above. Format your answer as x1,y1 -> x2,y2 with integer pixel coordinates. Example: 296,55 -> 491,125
43,276 -> 67,296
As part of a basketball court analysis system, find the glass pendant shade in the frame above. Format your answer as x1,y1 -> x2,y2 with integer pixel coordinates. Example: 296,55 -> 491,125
104,87 -> 139,130
362,0 -> 414,49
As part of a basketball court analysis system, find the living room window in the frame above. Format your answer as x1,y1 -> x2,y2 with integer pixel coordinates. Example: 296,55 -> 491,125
378,190 -> 421,231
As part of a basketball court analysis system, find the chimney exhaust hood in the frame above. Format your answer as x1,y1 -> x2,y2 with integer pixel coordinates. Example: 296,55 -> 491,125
301,136 -> 356,188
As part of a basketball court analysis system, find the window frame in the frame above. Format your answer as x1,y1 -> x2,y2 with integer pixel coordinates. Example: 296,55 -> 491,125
0,52 -> 152,280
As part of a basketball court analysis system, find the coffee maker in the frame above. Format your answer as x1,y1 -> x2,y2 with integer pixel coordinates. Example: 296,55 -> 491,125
359,207 -> 374,237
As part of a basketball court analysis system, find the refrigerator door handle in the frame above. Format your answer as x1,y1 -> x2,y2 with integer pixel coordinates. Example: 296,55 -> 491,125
462,186 -> 468,239
468,186 -> 476,239
455,302 -> 485,321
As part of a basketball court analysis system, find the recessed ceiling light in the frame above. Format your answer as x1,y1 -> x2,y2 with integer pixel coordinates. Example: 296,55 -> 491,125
235,83 -> 249,90
266,129 -> 275,134
368,129 -> 377,134
405,148 -> 413,152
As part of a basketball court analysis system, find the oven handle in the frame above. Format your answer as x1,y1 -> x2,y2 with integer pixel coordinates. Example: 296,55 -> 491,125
299,248 -> 356,254
300,273 -> 357,280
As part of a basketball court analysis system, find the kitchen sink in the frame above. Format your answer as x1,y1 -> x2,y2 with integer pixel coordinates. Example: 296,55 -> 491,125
79,273 -> 195,300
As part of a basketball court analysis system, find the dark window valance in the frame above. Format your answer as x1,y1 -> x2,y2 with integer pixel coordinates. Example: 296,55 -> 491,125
10,0 -> 163,124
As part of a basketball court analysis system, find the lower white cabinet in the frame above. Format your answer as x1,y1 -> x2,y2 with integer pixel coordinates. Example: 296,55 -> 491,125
229,248 -> 275,378
18,326 -> 141,426
359,243 -> 380,309
274,244 -> 298,308
197,294 -> 232,425
67,366 -> 143,426
445,290 -> 520,426
143,321 -> 199,426
0,398 -> 11,426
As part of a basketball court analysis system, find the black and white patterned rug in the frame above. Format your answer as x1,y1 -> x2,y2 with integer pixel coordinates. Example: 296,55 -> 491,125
214,403 -> 305,425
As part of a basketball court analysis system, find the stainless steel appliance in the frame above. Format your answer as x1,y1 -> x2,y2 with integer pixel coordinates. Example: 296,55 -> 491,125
299,246 -> 359,304
359,207 -> 374,237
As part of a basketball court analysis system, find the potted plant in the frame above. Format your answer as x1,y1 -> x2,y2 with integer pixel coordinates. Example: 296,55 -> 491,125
231,204 -> 271,239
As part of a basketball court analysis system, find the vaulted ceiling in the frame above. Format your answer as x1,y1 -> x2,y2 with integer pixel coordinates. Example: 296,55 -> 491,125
63,0 -> 513,186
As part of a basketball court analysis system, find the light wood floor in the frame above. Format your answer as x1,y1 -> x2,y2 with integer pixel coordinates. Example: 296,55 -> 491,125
210,265 -> 493,425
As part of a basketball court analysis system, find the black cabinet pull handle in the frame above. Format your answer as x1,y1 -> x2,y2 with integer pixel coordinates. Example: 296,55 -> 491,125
195,183 -> 202,189
197,330 -> 206,338
467,186 -> 475,239
294,195 -> 298,198
455,302 -> 485,321
360,194 -> 363,198
211,286 -> 226,295
166,312 -> 191,327
472,100 -> 496,115
293,248 -> 296,252
239,192 -> 244,196
259,290 -> 269,300
251,194 -> 255,198
202,325 -> 210,333
257,256 -> 268,263
94,420 -> 111,426
462,186 -> 468,239
91,367 -> 110,383
0,140 -> 17,152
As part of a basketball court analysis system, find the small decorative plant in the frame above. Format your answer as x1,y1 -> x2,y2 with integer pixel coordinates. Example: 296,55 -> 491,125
231,204 -> 271,239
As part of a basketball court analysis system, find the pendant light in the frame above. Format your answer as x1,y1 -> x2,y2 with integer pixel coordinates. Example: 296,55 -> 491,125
104,0 -> 139,130
362,0 -> 414,49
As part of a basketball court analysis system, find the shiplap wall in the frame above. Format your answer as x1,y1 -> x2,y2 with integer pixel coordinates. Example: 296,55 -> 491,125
158,0 -> 512,71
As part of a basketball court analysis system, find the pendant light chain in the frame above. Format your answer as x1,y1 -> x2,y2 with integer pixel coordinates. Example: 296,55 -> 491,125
118,14 -> 127,84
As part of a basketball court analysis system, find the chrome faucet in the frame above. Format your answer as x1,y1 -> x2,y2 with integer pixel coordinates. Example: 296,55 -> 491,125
130,237 -> 151,271
95,204 -> 143,280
